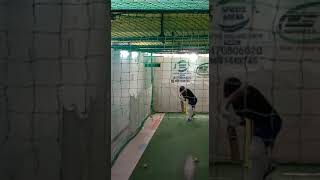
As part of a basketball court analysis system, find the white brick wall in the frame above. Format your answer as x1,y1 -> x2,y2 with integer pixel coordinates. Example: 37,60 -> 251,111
210,0 -> 320,164
153,55 -> 209,112
35,5 -> 61,32
62,31 -> 88,58
304,62 -> 320,89
34,61 -> 60,84
111,50 -> 152,159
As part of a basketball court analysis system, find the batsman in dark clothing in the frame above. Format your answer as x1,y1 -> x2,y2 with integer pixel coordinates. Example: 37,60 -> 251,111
222,77 -> 282,180
179,86 -> 198,122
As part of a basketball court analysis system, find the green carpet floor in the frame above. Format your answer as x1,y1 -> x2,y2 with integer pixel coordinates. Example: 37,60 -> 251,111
128,112 -> 320,180
130,113 -> 209,180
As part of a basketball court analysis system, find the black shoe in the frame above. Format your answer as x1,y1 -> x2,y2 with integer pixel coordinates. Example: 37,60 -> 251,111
263,164 -> 276,180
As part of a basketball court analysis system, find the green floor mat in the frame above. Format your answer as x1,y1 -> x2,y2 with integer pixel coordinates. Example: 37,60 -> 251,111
130,112 -> 209,180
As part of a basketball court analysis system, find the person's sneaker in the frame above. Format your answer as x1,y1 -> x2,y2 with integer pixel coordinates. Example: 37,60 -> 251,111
263,163 -> 277,180
187,118 -> 192,122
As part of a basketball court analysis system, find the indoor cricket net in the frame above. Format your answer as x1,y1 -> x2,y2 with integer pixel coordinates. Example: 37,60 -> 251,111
111,7 -> 209,164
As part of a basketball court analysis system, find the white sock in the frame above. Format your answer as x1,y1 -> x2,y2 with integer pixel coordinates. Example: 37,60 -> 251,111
249,136 -> 269,180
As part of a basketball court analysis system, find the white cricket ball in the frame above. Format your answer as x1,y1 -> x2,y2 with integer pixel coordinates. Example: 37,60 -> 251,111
143,163 -> 148,168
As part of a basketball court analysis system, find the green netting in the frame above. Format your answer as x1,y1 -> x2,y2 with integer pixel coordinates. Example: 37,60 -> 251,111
111,50 -> 153,162
112,13 -> 209,53
210,0 -> 320,179
111,50 -> 210,164
111,0 -> 209,11
111,0 -> 209,168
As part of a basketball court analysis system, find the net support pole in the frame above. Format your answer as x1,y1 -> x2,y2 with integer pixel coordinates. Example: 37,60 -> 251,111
150,53 -> 155,113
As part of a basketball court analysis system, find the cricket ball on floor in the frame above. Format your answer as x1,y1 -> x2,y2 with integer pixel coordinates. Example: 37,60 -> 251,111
143,163 -> 148,168
193,157 -> 199,163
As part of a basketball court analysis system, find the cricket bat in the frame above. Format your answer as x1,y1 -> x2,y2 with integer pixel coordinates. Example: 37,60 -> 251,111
244,118 -> 252,168
185,100 -> 188,115
181,100 -> 185,112
181,100 -> 188,115
227,126 -> 240,161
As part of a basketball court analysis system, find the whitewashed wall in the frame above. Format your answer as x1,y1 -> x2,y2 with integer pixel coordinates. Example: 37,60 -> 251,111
111,50 -> 152,160
153,54 -> 209,113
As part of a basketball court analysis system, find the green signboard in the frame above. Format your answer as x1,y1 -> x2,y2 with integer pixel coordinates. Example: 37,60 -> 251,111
144,63 -> 161,67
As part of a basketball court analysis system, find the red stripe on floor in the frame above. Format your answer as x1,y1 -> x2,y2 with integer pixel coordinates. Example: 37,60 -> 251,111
151,115 -> 162,130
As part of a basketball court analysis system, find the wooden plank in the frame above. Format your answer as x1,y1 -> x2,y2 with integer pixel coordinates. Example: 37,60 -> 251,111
228,126 -> 240,161
244,118 -> 252,168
